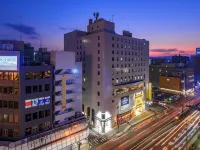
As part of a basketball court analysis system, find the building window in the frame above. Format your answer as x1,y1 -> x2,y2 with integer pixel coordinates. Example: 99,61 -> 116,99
33,112 -> 38,120
14,115 -> 18,123
3,100 -> 7,108
3,114 -> 8,122
9,114 -> 13,123
97,102 -> 100,106
98,57 -> 100,61
112,36 -> 114,40
8,101 -> 13,109
3,72 -> 9,80
39,85 -> 42,92
112,44 -> 114,47
13,129 -> 19,137
25,114 -> 31,122
14,101 -> 18,109
98,43 -> 100,47
98,50 -> 100,54
39,111 -> 44,118
3,129 -> 8,136
45,84 -> 50,91
25,127 -> 31,136
98,64 -> 100,68
112,51 -> 114,54
97,81 -> 100,85
98,36 -> 100,40
98,71 -> 100,75
45,109 -> 50,117
87,107 -> 90,116
112,57 -> 114,61
26,86 -> 32,94
97,92 -> 100,96
33,86 -> 38,93
45,71 -> 50,78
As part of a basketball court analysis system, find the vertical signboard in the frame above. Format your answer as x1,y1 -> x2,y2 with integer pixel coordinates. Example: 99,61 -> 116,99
148,83 -> 152,101
62,75 -> 67,110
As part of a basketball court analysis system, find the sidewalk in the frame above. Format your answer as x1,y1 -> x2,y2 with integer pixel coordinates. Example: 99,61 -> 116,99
101,110 -> 155,139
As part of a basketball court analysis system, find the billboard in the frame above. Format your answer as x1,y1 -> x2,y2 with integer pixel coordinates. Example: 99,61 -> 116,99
32,98 -> 38,107
45,96 -> 50,104
38,97 -> 45,106
120,96 -> 131,112
160,76 -> 181,91
62,75 -> 67,110
25,100 -> 32,108
196,48 -> 200,55
121,96 -> 129,106
0,56 -> 17,70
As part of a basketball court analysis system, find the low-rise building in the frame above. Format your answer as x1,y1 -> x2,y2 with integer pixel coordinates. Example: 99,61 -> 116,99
150,63 -> 194,95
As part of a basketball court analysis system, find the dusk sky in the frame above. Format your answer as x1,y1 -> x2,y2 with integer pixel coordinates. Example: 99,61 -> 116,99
0,0 -> 200,57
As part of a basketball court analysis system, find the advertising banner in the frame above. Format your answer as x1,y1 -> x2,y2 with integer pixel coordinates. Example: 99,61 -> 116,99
120,96 -> 130,112
38,97 -> 45,106
45,96 -> 50,104
25,100 -> 32,108
62,75 -> 67,110
32,98 -> 38,107
0,56 -> 18,70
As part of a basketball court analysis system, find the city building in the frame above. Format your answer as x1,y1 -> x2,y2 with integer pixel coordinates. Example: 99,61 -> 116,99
150,63 -> 194,95
196,48 -> 200,55
50,51 -> 83,127
194,55 -> 200,87
172,54 -> 189,64
149,57 -> 168,65
64,17 -> 151,133
0,41 -> 53,141
0,41 -> 88,150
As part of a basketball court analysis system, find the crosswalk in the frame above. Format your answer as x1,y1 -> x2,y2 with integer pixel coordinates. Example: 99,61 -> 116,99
88,130 -> 108,149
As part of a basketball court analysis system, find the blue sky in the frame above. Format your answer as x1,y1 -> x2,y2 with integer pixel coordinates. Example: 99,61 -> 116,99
0,0 -> 200,56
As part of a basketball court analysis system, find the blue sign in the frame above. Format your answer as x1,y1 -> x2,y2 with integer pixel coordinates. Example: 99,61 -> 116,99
38,97 -> 45,105
45,96 -> 50,104
32,98 -> 38,107
121,96 -> 129,106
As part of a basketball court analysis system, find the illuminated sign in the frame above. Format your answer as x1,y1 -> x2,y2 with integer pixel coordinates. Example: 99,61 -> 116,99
196,48 -> 200,55
62,75 -> 67,110
135,92 -> 142,98
38,97 -> 45,106
45,96 -> 50,104
0,56 -> 18,70
32,98 -> 38,107
148,83 -> 152,101
121,96 -> 129,106
25,100 -> 32,108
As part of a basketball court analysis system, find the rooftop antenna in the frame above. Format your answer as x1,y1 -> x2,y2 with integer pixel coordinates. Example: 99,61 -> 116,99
40,38 -> 42,48
112,14 -> 116,22
93,12 -> 99,20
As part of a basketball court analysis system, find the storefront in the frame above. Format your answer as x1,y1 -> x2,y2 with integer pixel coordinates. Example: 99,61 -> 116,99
116,91 -> 144,126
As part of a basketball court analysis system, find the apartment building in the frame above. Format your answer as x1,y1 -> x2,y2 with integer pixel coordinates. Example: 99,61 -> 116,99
64,17 -> 150,133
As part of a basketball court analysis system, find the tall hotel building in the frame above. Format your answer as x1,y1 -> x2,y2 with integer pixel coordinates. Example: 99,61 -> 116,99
64,17 -> 151,133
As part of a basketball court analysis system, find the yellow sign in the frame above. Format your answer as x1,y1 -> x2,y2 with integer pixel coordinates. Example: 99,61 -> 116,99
135,92 -> 142,98
62,75 -> 66,110
160,76 -> 181,91
148,83 -> 152,101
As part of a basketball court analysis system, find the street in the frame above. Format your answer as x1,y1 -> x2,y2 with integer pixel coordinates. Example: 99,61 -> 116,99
91,91 -> 200,150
